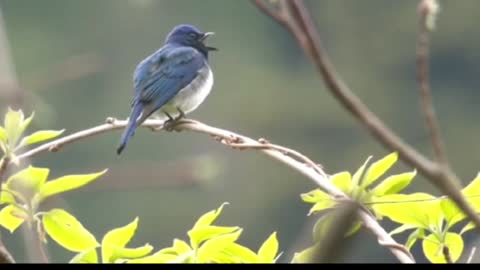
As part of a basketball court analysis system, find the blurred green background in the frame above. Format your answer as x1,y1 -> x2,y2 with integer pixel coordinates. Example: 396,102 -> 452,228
1,0 -> 479,263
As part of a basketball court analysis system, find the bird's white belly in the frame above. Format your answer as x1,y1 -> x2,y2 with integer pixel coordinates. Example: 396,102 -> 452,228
156,65 -> 213,119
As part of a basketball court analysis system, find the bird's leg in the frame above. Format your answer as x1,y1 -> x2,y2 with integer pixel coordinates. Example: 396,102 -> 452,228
175,107 -> 186,121
163,111 -> 176,131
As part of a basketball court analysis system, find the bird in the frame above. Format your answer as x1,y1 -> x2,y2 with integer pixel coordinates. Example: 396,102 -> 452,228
116,24 -> 217,155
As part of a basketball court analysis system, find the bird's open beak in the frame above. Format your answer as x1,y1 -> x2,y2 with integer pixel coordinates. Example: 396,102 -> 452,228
200,32 -> 218,51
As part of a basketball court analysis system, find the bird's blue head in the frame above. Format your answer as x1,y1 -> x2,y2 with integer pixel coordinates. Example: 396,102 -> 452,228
165,24 -> 217,57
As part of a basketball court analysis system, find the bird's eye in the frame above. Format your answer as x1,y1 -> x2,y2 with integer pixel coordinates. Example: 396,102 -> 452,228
188,32 -> 197,39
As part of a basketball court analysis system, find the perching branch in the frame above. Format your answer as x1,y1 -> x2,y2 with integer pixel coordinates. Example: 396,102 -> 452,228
251,0 -> 480,236
13,117 -> 414,263
417,0 -> 448,166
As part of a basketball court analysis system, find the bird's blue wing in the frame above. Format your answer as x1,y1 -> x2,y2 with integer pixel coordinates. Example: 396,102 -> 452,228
134,46 -> 205,116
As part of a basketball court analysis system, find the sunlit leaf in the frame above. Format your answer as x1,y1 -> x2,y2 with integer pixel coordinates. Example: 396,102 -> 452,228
440,199 -> 465,229
257,232 -> 279,262
291,244 -> 319,263
363,152 -> 398,188
127,252 -> 179,263
172,239 -> 191,254
351,156 -> 372,186
69,248 -> 98,264
35,169 -> 107,205
460,222 -> 475,235
196,229 -> 242,263
307,200 -> 335,216
6,166 -> 49,199
0,126 -> 7,145
110,244 -> 153,262
371,193 -> 440,229
0,204 -> 26,233
4,108 -> 25,148
406,228 -> 424,250
422,232 -> 463,263
42,208 -> 99,252
17,130 -> 65,149
331,172 -> 352,194
463,172 -> 480,196
300,189 -> 329,204
372,170 -> 416,196
389,224 -> 416,236
313,210 -> 360,242
191,202 -> 228,230
0,188 -> 16,205
221,243 -> 259,263
188,225 -> 239,250
102,217 -> 139,263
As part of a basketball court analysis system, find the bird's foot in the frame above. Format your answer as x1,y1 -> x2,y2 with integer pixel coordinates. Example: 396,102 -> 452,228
163,109 -> 186,132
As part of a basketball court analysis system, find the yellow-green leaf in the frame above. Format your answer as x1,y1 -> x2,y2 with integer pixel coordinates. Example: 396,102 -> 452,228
331,172 -> 352,194
0,204 -> 26,233
0,126 -> 7,144
460,222 -> 475,235
101,217 -> 139,263
406,228 -> 424,250
35,169 -> 107,204
192,202 -> 228,230
110,244 -> 153,262
42,208 -> 99,252
0,188 -> 16,205
363,152 -> 398,188
4,108 -> 25,148
463,172 -> 480,196
307,200 -> 335,216
17,129 -> 65,149
188,225 -> 239,250
257,232 -> 279,262
6,166 -> 49,199
313,211 -> 361,242
372,170 -> 416,196
127,253 -> 179,264
440,199 -> 465,229
221,243 -> 259,263
371,193 -> 440,229
291,244 -> 319,263
422,232 -> 463,263
196,229 -> 242,263
69,248 -> 98,263
172,239 -> 191,254
389,224 -> 416,236
351,156 -> 372,186
300,189 -> 329,203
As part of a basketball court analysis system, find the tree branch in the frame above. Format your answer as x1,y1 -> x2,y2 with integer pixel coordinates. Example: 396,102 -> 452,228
251,0 -> 480,235
417,0 -> 448,165
11,117 -> 414,263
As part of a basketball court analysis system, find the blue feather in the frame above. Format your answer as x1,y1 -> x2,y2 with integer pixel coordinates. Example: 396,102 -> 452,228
117,101 -> 143,155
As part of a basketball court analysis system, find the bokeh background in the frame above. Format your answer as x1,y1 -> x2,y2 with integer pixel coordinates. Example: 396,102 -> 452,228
0,0 -> 479,263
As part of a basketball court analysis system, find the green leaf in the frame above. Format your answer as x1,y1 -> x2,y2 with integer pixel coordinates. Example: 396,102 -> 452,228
291,244 -> 319,263
440,199 -> 465,229
69,248 -> 98,263
300,189 -> 329,204
127,252 -> 179,264
312,211 -> 360,242
389,224 -> 417,236
35,169 -> 107,205
405,228 -> 424,250
0,204 -> 26,233
363,152 -> 398,188
331,172 -> 352,194
17,130 -> 65,149
0,188 -> 16,205
371,193 -> 440,229
460,222 -> 475,235
188,225 -> 239,250
0,126 -> 7,144
463,172 -> 480,196
4,108 -> 25,148
372,170 -> 416,196
196,229 -> 242,263
422,232 -> 463,263
172,239 -> 191,254
42,208 -> 99,252
6,166 -> 49,199
101,217 -> 139,263
110,244 -> 153,262
191,202 -> 228,229
307,200 -> 335,216
221,243 -> 259,263
257,232 -> 279,262
351,155 -> 372,186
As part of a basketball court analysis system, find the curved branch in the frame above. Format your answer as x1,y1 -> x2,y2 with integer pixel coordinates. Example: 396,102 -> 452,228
13,117 -> 414,263
251,0 -> 480,236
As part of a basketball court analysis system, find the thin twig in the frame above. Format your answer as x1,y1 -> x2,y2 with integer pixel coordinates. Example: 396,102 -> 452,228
443,246 -> 453,264
417,0 -> 448,166
0,156 -> 15,264
467,246 -> 476,263
11,117 -> 414,263
251,0 -> 480,236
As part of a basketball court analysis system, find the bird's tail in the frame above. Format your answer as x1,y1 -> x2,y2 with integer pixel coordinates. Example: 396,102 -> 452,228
117,102 -> 143,155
